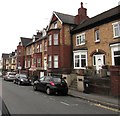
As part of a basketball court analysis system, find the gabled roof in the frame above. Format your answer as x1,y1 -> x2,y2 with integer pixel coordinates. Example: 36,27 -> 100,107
2,53 -> 9,59
53,11 -> 76,25
72,5 -> 120,33
20,37 -> 32,47
48,11 -> 77,29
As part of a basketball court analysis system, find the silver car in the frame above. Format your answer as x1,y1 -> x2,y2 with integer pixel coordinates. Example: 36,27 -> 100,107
4,72 -> 16,81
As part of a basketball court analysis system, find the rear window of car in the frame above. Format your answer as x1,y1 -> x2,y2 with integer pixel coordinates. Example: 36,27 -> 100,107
52,77 -> 65,83
20,74 -> 27,78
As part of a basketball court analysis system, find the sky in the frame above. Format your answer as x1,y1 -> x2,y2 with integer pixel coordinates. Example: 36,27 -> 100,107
0,0 -> 120,59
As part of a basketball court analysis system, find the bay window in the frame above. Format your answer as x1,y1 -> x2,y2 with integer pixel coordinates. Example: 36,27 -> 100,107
73,50 -> 87,69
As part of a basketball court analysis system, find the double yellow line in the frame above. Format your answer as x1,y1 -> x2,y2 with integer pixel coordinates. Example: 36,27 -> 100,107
94,103 -> 120,113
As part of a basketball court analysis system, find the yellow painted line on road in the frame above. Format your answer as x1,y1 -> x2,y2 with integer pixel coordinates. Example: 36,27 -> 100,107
94,103 -> 120,113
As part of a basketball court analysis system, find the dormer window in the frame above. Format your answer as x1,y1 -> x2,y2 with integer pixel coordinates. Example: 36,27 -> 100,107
42,30 -> 46,37
54,22 -> 57,29
32,36 -> 35,42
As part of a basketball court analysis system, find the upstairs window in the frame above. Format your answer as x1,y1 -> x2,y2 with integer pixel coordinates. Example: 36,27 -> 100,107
28,60 -> 30,68
54,22 -> 57,29
49,35 -> 52,46
54,34 -> 58,45
95,29 -> 100,42
39,44 -> 42,53
76,33 -> 85,46
44,41 -> 47,51
112,22 -> 120,38
48,56 -> 52,68
37,58 -> 41,67
34,58 -> 36,65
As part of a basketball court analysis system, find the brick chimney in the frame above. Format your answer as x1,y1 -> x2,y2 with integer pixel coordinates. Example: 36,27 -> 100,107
75,2 -> 89,24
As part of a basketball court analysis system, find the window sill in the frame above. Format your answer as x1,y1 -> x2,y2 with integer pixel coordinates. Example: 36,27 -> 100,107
76,43 -> 85,46
113,36 -> 120,39
74,67 -> 86,70
95,40 -> 100,43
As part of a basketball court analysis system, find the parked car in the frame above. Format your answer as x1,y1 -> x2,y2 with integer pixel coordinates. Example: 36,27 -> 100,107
29,75 -> 39,85
13,74 -> 31,85
33,76 -> 68,95
3,72 -> 16,81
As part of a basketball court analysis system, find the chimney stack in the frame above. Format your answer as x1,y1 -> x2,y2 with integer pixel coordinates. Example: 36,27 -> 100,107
75,2 -> 89,24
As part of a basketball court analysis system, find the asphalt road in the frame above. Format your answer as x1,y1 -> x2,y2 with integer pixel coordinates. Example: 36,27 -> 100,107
1,78 -> 119,115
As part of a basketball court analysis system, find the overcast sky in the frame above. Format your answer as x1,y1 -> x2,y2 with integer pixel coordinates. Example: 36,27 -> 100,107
0,0 -> 120,59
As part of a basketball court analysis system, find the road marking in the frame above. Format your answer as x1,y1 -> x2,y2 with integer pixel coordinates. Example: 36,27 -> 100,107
94,103 -> 120,113
61,102 -> 70,106
71,104 -> 79,106
49,97 -> 55,101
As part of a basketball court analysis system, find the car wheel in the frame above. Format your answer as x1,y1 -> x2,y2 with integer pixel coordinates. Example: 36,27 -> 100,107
13,80 -> 16,84
18,81 -> 21,85
33,85 -> 37,91
63,92 -> 68,96
46,87 -> 51,95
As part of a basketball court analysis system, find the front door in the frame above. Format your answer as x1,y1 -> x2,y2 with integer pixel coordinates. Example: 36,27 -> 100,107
94,55 -> 104,72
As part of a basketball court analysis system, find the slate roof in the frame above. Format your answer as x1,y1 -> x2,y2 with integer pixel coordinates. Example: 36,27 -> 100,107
54,11 -> 76,25
2,53 -> 9,59
72,5 -> 120,33
20,37 -> 32,47
26,35 -> 47,47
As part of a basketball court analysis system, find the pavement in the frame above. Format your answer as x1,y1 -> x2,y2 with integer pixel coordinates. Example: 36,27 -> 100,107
68,89 -> 120,110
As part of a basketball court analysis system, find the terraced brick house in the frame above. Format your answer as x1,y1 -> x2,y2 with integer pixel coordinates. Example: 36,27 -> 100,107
71,4 -> 120,74
2,53 -> 9,72
25,29 -> 47,77
47,11 -> 74,76
46,2 -> 89,77
8,51 -> 17,71
16,37 -> 32,71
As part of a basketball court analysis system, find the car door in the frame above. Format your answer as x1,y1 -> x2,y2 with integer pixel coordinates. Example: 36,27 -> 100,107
42,76 -> 51,91
37,76 -> 45,91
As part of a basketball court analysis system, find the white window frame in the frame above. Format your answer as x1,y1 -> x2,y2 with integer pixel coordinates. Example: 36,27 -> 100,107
34,58 -> 36,65
95,29 -> 100,42
25,60 -> 27,68
54,22 -> 57,29
37,58 -> 41,67
110,43 -> 120,66
44,41 -> 47,51
49,35 -> 52,46
28,60 -> 30,68
76,33 -> 85,46
39,44 -> 42,53
112,21 -> 120,38
48,56 -> 52,68
54,34 -> 58,45
73,50 -> 87,69
54,55 -> 58,68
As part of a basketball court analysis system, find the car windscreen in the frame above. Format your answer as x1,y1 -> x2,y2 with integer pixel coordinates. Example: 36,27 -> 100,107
20,74 -> 27,78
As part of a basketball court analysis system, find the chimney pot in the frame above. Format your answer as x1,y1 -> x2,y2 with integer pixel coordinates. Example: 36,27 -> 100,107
81,2 -> 83,8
